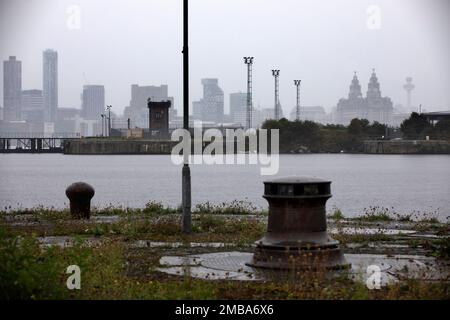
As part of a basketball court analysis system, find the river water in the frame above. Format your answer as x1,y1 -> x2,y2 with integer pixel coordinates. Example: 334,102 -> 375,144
0,154 -> 449,220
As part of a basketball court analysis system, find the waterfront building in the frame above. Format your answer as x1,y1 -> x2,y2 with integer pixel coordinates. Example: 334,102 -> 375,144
81,85 -> 105,120
43,49 -> 58,123
335,70 -> 393,125
21,89 -> 44,122
55,107 -> 81,133
124,84 -> 174,128
192,78 -> 224,124
230,92 -> 247,115
147,99 -> 171,138
3,56 -> 22,121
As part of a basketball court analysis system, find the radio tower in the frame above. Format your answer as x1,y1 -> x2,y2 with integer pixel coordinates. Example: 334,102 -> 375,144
272,70 -> 280,120
244,57 -> 254,129
294,80 -> 301,121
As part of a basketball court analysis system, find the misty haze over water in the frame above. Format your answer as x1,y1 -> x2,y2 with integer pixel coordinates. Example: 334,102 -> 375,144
0,154 -> 449,220
1,0 -> 449,115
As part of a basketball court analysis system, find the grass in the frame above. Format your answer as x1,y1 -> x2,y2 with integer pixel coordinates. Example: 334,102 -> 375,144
1,203 -> 449,300
193,200 -> 262,215
356,206 -> 394,222
1,228 -> 448,300
0,212 -> 266,245
327,207 -> 345,220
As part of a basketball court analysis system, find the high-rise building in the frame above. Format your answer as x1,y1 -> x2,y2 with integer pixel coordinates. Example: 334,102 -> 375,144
55,107 -> 81,133
192,78 -> 224,124
43,49 -> 58,123
335,70 -> 393,125
81,85 -> 105,120
21,89 -> 44,122
124,84 -> 174,128
229,92 -> 247,125
3,56 -> 22,121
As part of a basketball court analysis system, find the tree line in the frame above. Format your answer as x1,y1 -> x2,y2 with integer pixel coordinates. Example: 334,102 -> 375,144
261,112 -> 450,153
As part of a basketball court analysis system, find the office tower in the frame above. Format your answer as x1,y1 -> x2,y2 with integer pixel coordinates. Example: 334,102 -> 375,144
43,49 -> 58,123
21,89 -> 44,122
192,78 -> 224,124
81,85 -> 105,120
229,92 -> 247,126
3,56 -> 22,121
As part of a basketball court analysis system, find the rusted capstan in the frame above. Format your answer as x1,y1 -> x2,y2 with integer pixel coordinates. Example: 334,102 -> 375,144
249,176 -> 349,270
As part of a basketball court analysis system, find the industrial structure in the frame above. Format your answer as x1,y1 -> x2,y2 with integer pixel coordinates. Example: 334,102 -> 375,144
294,80 -> 301,121
272,69 -> 281,120
147,98 -> 171,139
250,177 -> 349,270
244,57 -> 254,129
124,84 -> 174,129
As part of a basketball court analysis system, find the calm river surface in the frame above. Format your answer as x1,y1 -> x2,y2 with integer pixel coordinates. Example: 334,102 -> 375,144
0,154 -> 449,220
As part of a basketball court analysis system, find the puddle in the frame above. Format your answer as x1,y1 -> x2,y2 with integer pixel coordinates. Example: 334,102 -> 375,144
157,251 -> 449,284
36,236 -> 102,248
130,241 -> 233,248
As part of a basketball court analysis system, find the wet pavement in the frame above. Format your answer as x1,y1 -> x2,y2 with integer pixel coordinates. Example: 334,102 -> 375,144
157,251 -> 450,285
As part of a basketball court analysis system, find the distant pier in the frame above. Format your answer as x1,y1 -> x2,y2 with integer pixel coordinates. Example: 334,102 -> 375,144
2,135 -> 449,155
363,140 -> 450,154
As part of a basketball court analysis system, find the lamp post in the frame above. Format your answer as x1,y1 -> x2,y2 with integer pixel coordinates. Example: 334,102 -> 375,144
182,0 -> 192,233
244,57 -> 254,130
106,105 -> 112,137
272,70 -> 280,120
101,114 -> 105,137
294,80 -> 301,121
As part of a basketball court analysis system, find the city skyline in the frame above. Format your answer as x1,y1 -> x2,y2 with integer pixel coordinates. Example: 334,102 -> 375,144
0,50 -> 437,130
0,49 -> 445,119
0,0 -> 449,116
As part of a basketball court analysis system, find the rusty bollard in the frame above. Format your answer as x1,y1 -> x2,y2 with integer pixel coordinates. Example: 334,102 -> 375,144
65,182 -> 95,219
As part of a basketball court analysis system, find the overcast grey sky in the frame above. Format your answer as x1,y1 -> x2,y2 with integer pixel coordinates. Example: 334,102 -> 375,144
1,0 -> 449,115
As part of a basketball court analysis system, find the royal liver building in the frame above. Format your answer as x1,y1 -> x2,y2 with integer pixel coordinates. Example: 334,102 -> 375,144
335,70 -> 393,125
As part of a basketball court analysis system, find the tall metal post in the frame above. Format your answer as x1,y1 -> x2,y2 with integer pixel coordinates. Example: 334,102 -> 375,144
294,80 -> 301,121
244,57 -> 254,129
101,114 -> 105,137
106,105 -> 112,137
182,0 -> 192,233
272,70 -> 280,120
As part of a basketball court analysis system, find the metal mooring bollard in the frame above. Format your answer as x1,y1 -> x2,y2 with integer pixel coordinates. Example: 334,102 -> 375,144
248,176 -> 350,270
65,182 -> 95,219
